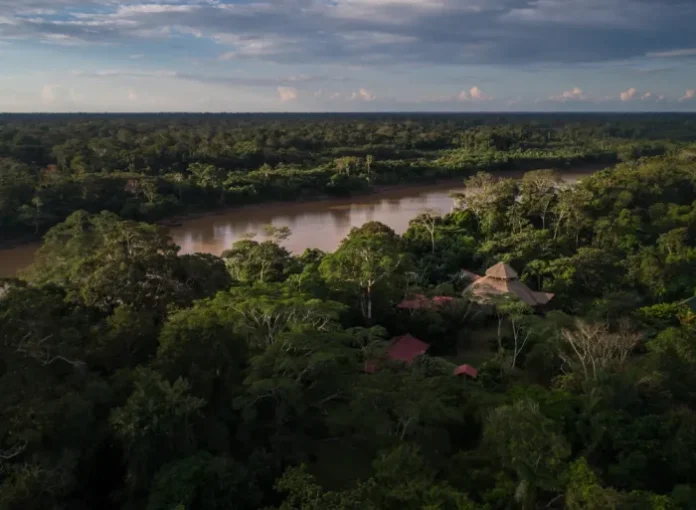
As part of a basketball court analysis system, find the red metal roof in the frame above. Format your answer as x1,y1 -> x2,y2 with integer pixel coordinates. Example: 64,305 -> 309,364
397,294 -> 432,310
398,294 -> 456,310
454,364 -> 479,378
387,334 -> 430,364
364,334 -> 430,373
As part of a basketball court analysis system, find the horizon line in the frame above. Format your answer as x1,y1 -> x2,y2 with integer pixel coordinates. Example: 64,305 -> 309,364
2,110 -> 695,115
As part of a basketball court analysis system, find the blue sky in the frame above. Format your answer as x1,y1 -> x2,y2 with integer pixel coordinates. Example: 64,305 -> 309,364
0,0 -> 695,112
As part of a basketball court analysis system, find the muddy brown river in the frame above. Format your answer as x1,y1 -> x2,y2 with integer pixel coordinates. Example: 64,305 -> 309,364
0,169 -> 595,278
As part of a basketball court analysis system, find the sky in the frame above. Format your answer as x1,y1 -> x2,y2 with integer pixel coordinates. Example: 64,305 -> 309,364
0,0 -> 695,112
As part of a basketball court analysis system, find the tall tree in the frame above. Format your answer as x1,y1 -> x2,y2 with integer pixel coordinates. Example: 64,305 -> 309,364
519,169 -> 561,229
496,298 -> 537,369
24,211 -> 187,311
209,283 -> 345,349
559,319 -> 641,382
411,208 -> 441,253
188,163 -> 227,205
484,399 -> 570,509
110,368 -> 206,494
222,239 -> 296,284
320,222 -> 406,321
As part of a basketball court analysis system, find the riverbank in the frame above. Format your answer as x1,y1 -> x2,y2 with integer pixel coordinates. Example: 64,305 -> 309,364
0,165 -> 601,279
156,163 -> 605,229
155,177 -> 467,228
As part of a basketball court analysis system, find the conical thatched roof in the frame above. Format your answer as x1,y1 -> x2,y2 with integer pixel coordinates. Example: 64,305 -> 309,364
464,262 -> 554,307
485,262 -> 518,280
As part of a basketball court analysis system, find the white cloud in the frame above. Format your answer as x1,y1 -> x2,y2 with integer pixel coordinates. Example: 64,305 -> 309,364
502,0 -> 652,27
127,89 -> 138,101
322,0 -> 454,24
216,34 -> 294,60
339,31 -> 418,45
75,69 -> 344,90
40,33 -> 86,45
348,88 -> 376,101
2,0 -> 696,113
41,84 -> 56,103
647,48 -> 696,58
115,4 -> 197,16
41,84 -> 63,103
40,83 -> 77,108
680,89 -> 696,102
641,92 -> 653,100
358,88 -> 376,101
16,8 -> 57,16
619,87 -> 637,101
0,0 -> 693,73
459,86 -> 491,101
277,86 -> 298,102
550,87 -> 585,101
75,69 -> 177,78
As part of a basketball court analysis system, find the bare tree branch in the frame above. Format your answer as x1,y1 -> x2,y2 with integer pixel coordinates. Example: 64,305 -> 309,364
0,441 -> 27,461
15,333 -> 85,368
560,319 -> 640,381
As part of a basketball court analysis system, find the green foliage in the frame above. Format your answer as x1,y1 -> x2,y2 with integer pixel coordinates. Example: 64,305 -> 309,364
236,330 -> 360,462
156,300 -> 248,403
272,446 -> 476,510
211,283 -> 346,348
0,157 -> 37,231
320,222 -> 407,321
337,361 -> 466,451
110,368 -> 206,491
0,114 -> 692,239
24,211 -> 188,311
2,118 -> 696,510
147,452 -> 262,510
223,239 -> 297,284
484,399 -> 570,508
177,253 -> 233,300
566,458 -> 679,510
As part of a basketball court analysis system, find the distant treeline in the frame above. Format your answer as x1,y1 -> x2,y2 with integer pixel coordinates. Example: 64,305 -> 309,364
1,113 -> 695,239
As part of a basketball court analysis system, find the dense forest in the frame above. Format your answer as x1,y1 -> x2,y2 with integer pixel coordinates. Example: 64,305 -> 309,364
2,129 -> 696,509
2,113 -> 696,240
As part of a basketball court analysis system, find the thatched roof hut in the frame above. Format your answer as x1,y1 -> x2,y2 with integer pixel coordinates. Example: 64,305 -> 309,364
464,262 -> 554,307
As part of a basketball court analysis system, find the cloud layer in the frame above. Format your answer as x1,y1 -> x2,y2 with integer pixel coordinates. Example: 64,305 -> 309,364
0,0 -> 695,111
1,0 -> 695,65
